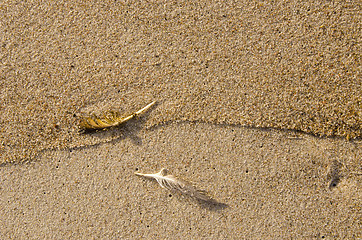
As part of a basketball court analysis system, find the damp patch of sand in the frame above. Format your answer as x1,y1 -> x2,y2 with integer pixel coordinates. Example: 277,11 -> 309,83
1,122 -> 361,239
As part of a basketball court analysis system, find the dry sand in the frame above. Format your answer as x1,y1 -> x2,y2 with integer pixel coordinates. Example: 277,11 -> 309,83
1,0 -> 361,165
0,1 -> 361,239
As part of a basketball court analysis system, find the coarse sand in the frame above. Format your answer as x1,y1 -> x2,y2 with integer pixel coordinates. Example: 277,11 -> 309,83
0,0 -> 361,164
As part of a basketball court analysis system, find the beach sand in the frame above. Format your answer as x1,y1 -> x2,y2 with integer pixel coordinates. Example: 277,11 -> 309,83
1,1 -> 361,239
1,122 -> 361,239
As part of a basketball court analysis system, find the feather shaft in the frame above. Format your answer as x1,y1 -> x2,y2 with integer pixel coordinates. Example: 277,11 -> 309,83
135,101 -> 156,115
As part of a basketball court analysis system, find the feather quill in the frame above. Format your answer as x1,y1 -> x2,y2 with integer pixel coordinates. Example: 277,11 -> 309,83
135,168 -> 215,202
79,101 -> 156,131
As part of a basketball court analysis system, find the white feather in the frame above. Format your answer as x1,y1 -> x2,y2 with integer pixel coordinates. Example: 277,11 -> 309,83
135,168 -> 214,202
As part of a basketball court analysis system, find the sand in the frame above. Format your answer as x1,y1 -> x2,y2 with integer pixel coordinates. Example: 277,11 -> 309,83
1,1 -> 361,239
1,122 -> 361,239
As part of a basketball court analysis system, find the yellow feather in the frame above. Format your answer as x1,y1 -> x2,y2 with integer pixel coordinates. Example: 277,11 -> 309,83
79,101 -> 156,132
